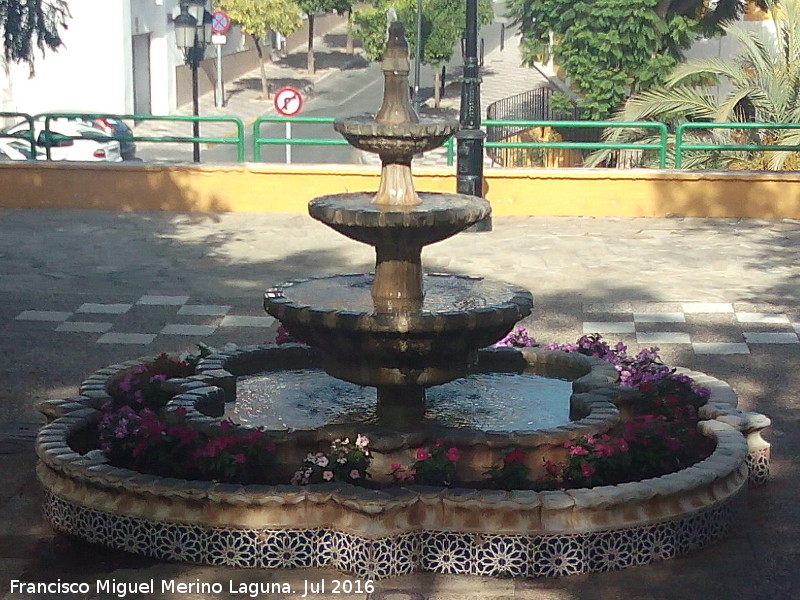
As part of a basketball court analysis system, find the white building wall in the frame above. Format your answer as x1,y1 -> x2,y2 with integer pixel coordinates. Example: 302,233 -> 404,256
0,0 -> 252,119
2,0 -> 129,115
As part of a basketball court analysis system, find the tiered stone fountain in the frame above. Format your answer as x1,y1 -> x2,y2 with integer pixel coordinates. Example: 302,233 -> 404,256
264,22 -> 532,424
34,23 -> 769,579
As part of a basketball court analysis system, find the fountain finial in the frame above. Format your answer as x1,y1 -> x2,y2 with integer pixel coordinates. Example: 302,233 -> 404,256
375,21 -> 419,125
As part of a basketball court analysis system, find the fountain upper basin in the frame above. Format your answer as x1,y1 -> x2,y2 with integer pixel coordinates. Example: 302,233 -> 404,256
334,116 -> 459,158
309,192 -> 491,248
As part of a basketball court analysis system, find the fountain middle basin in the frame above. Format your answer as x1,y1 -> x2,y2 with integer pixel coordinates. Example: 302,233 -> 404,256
265,272 -> 533,390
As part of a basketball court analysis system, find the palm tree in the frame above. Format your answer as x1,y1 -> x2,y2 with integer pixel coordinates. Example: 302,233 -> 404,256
587,0 -> 800,170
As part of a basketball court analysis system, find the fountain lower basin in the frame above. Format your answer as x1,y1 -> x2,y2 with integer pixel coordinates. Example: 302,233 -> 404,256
36,345 -> 756,578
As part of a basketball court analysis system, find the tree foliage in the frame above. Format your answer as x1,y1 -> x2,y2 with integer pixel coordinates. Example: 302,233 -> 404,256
588,0 -> 800,170
353,0 -> 493,65
506,0 -> 766,120
214,0 -> 302,98
0,0 -> 70,75
295,0 -> 353,73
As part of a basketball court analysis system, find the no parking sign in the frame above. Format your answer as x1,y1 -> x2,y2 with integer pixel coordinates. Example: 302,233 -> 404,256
273,87 -> 304,164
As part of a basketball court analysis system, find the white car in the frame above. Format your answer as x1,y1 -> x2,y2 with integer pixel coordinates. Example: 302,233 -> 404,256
0,138 -> 35,161
1,118 -> 122,162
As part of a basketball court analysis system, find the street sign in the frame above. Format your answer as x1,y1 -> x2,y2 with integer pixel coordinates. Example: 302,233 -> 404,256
211,33 -> 227,45
211,10 -> 231,34
273,86 -> 304,117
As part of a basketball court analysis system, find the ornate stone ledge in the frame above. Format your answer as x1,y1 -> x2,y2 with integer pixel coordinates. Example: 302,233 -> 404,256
35,345 -> 758,578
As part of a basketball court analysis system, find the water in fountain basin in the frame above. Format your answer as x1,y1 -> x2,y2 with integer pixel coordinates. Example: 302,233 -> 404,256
229,366 -> 580,431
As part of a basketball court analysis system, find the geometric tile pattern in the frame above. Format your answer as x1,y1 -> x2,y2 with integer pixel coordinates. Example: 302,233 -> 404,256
12,294 -> 274,345
582,302 -> 799,355
43,491 -> 737,580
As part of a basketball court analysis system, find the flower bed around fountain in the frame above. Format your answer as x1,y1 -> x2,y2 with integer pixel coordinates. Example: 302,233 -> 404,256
36,339 -> 770,578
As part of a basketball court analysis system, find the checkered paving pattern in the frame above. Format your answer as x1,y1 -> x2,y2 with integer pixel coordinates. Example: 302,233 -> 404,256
581,302 -> 800,355
12,295 -> 799,353
14,295 -> 275,345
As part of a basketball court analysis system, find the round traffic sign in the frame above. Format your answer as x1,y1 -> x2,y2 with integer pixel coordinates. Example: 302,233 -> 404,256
211,10 -> 231,34
273,86 -> 304,117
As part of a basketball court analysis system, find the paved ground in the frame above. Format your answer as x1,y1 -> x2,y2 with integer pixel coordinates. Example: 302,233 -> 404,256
0,209 -> 798,600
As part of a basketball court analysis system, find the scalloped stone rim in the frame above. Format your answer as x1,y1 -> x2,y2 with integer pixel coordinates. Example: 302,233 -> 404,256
35,345 -> 759,578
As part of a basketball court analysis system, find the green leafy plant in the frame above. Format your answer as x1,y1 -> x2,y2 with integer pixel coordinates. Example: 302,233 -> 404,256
506,0 -> 764,120
291,435 -> 372,485
588,0 -> 800,170
485,448 -> 530,490
391,439 -> 461,486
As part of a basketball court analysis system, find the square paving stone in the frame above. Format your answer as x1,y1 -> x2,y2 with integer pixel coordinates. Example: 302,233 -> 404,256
582,321 -> 636,334
636,332 -> 692,344
76,303 -> 132,314
136,295 -> 190,306
96,332 -> 157,345
160,324 -> 218,336
693,342 -> 750,355
14,310 -> 72,322
55,321 -> 113,333
219,315 -> 275,328
743,332 -> 799,344
177,304 -> 231,316
633,312 -> 686,323
736,312 -> 790,324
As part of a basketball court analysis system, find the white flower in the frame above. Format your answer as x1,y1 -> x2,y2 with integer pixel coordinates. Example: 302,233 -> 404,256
356,434 -> 369,449
316,455 -> 329,468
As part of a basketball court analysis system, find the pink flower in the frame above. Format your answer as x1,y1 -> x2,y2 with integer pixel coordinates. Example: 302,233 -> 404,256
174,407 -> 187,418
234,453 -> 246,464
446,447 -> 460,462
323,470 -> 334,481
391,463 -> 402,471
569,445 -> 589,456
416,448 -> 430,461
580,462 -> 596,478
349,469 -> 361,479
544,460 -> 560,476
504,449 -> 526,464
594,443 -> 616,458
220,419 -> 233,431
356,434 -> 369,449
616,439 -> 629,452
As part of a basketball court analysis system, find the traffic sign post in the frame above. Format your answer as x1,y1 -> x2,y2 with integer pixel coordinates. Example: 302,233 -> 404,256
211,10 -> 231,34
273,86 -> 304,164
211,11 -> 231,108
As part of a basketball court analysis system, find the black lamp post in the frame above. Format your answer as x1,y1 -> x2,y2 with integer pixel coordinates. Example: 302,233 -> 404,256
174,0 -> 212,163
412,0 -> 423,108
456,0 -> 490,230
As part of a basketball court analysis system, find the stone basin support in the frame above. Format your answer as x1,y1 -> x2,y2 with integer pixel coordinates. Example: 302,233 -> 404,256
373,241 -> 424,309
375,156 -> 419,206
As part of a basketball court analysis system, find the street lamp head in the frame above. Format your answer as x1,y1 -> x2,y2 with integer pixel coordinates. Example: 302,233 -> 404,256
183,0 -> 207,23
174,5 -> 198,53
197,9 -> 213,48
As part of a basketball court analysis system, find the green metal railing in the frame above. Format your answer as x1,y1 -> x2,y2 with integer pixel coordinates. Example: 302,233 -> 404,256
254,117 -> 668,167
674,122 -> 800,169
40,113 -> 246,162
252,116 -> 349,161
482,120 -> 670,169
5,110 -> 800,169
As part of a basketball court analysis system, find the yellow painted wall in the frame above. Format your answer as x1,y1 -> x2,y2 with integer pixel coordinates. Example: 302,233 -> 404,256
2,162 -> 800,219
